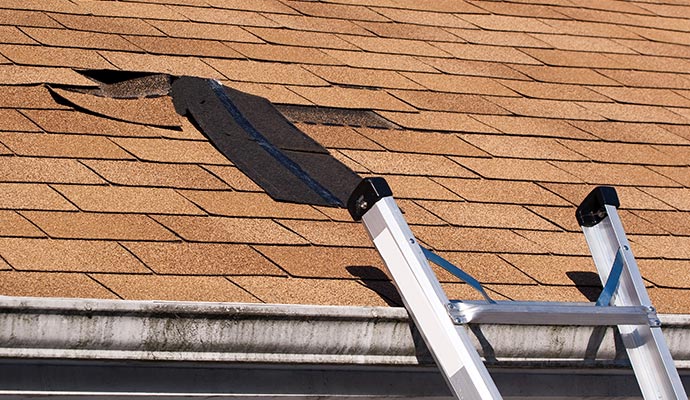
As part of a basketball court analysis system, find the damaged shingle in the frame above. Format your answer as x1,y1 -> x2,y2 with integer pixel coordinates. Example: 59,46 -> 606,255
172,76 -> 361,207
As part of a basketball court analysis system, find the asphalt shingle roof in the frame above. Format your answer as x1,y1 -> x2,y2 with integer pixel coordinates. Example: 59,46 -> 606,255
1,0 -> 690,312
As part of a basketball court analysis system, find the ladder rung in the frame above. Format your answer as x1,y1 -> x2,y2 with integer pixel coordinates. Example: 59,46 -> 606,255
449,301 -> 656,326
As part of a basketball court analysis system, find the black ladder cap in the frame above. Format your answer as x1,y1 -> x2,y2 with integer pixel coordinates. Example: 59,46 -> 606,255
576,186 -> 620,227
347,177 -> 393,221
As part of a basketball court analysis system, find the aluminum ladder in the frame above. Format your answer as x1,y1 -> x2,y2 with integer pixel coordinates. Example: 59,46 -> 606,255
347,177 -> 687,400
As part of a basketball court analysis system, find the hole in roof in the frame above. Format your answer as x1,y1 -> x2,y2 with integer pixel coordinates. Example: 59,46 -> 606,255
171,76 -> 361,208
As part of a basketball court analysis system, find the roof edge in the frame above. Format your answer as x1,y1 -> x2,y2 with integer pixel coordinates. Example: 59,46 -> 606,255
1,296 -> 690,368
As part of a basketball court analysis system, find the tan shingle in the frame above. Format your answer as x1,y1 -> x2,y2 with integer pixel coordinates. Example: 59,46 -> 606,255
459,134 -> 587,161
93,274 -> 259,302
434,251 -> 536,284
0,109 -> 40,132
231,275 -> 390,306
0,237 -> 148,273
500,254 -> 598,286
0,183 -> 76,211
402,72 -> 518,96
231,44 -> 342,64
0,132 -> 133,159
0,271 -> 118,299
542,183 -> 674,210
124,242 -> 284,275
148,20 -> 262,42
110,137 -> 231,164
123,35 -> 242,59
640,187 -> 690,211
49,13 -> 164,35
245,27 -> 358,51
54,185 -> 205,215
512,64 -> 621,85
631,211 -> 690,236
551,162 -> 679,187
472,115 -> 595,139
0,44 -> 112,69
179,190 -> 327,219
277,220 -> 372,247
0,9 -> 62,28
0,26 -> 38,45
373,7 -> 476,27
82,160 -> 229,190
21,110 -> 155,137
354,21 -> 460,42
418,201 -> 558,230
559,140 -> 682,165
100,52 -> 223,78
433,42 -> 541,65
207,58 -> 328,86
0,210 -> 44,238
569,121 -> 690,144
0,157 -> 104,184
597,69 -> 690,89
22,211 -> 177,241
414,225 -> 544,253
422,58 -> 529,80
457,14 -> 556,33
433,178 -> 570,206
499,80 -> 611,102
0,84 -> 67,109
453,157 -> 579,182
22,27 -> 140,51
356,128 -> 489,156
341,150 -> 478,177
152,215 -> 308,244
202,165 -> 262,192
285,1 -> 389,22
322,49 -> 436,72
263,13 -> 371,35
341,35 -> 451,58
305,65 -> 423,89
486,97 -> 604,120
50,89 -> 181,128
298,124 -> 383,150
648,166 -> 690,187
376,111 -> 497,133
577,102 -> 690,124
389,91 -> 509,114
255,245 -> 384,278
447,28 -> 552,48
168,6 -> 277,26
288,86 -> 415,111
372,175 -> 462,201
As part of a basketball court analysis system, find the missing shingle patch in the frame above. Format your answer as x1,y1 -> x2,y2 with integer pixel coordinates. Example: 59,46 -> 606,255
277,104 -> 399,129
76,70 -> 171,99
172,76 -> 361,207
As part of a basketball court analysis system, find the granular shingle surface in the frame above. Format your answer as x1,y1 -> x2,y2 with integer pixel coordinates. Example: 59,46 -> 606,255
1,0 -> 690,314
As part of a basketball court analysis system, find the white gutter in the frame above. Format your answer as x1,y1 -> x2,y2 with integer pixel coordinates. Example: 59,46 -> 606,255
1,296 -> 689,368
2,296 -> 690,399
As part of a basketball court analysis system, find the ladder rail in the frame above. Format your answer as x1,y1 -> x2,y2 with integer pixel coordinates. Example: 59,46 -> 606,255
582,203 -> 687,399
350,178 -> 687,400
349,179 -> 502,400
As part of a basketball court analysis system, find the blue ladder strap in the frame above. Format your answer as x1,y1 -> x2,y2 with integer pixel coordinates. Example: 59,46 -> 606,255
421,247 -> 496,304
596,248 -> 625,307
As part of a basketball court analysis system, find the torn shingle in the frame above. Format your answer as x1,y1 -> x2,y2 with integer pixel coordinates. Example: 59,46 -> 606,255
171,76 -> 361,207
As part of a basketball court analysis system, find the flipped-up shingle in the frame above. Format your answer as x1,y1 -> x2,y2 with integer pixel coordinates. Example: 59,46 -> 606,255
1,0 -> 690,314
